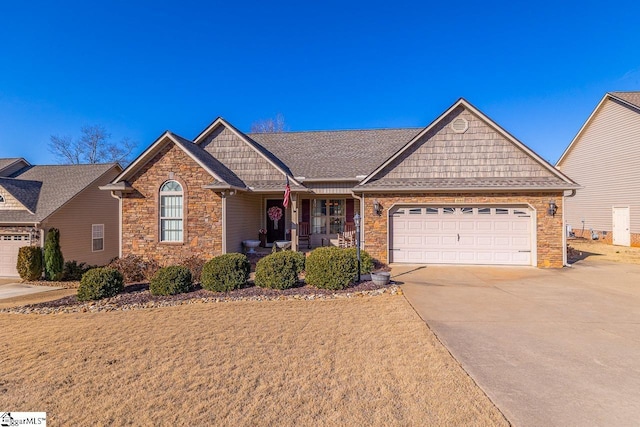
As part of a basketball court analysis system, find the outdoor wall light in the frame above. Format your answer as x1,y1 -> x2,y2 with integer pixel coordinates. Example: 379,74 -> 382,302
373,199 -> 383,216
548,200 -> 558,217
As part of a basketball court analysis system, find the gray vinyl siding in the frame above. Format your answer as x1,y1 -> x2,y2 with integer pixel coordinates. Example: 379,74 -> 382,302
42,168 -> 120,266
225,193 -> 262,253
304,182 -> 360,194
558,98 -> 640,233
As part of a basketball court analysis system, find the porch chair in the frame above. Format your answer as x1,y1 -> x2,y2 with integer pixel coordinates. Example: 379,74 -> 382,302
339,223 -> 356,248
298,222 -> 311,249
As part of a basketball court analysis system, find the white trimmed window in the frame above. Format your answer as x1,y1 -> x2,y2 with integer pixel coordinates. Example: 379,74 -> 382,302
159,180 -> 183,242
92,224 -> 104,251
312,199 -> 345,234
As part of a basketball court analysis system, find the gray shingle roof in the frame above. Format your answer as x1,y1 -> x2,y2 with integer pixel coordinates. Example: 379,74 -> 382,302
610,92 -> 640,109
0,177 -> 42,212
249,128 -> 422,179
0,158 -> 22,171
0,163 -> 118,223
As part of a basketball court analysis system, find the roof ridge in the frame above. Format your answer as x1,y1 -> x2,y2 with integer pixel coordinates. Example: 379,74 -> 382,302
248,127 -> 423,136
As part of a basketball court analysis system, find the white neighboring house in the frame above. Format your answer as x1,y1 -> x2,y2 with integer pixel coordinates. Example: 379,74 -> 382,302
556,92 -> 640,247
0,158 -> 121,277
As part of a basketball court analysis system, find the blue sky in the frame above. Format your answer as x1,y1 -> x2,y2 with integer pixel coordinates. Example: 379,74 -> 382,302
1,0 -> 639,165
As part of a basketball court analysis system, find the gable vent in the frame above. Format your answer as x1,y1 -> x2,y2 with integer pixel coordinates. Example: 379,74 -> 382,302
450,117 -> 469,133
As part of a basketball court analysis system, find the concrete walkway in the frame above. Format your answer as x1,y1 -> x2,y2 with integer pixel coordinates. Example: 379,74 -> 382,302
397,261 -> 640,427
0,281 -> 62,300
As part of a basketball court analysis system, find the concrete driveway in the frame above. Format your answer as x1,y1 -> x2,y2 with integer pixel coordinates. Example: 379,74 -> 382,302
397,260 -> 640,427
0,280 -> 62,300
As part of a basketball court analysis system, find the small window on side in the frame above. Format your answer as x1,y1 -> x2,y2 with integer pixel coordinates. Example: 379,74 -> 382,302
92,224 -> 104,252
0,194 -> 4,203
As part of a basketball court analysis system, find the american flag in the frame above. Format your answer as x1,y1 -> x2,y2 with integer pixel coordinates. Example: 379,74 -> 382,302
283,177 -> 291,208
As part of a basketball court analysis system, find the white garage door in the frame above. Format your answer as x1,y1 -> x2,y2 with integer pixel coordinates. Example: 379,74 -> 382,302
390,206 -> 533,265
0,234 -> 31,277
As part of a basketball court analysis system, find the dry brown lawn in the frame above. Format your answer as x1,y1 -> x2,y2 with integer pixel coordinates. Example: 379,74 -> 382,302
570,239 -> 640,264
0,296 -> 507,426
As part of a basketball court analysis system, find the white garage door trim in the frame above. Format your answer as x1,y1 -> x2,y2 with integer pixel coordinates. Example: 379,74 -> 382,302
0,234 -> 31,277
388,205 -> 536,266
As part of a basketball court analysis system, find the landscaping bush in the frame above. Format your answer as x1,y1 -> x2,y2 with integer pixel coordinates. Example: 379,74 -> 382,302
16,246 -> 43,281
108,255 -> 160,283
77,267 -> 124,301
305,246 -> 357,290
44,228 -> 64,281
343,247 -> 374,274
178,255 -> 206,283
62,260 -> 95,281
201,253 -> 250,292
150,266 -> 192,296
254,251 -> 305,290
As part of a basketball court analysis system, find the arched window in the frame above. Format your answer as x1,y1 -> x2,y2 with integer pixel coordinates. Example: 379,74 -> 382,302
159,180 -> 183,242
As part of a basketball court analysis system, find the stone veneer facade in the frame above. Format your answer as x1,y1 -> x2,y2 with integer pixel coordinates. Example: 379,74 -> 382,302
363,192 -> 565,268
122,142 -> 223,265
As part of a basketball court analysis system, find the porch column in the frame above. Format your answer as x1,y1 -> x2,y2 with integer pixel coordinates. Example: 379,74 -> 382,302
291,194 -> 298,251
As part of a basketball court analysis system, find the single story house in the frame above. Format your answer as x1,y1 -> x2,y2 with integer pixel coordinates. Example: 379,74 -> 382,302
101,98 -> 578,268
0,158 -> 121,277
556,92 -> 640,247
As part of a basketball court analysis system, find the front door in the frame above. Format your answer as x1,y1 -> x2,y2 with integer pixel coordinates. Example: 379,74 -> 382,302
612,206 -> 630,246
266,200 -> 286,243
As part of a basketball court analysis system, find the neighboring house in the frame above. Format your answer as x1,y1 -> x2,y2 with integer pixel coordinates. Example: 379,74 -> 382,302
101,98 -> 578,268
556,92 -> 640,247
0,158 -> 122,277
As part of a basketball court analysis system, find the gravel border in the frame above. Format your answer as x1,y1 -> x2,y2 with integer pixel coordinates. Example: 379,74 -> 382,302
1,281 -> 401,315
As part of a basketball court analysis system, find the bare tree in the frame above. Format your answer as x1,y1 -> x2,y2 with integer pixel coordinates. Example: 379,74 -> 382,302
250,113 -> 288,133
49,125 -> 136,165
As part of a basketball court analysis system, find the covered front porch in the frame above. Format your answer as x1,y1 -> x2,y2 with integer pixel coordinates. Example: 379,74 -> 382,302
224,190 -> 362,254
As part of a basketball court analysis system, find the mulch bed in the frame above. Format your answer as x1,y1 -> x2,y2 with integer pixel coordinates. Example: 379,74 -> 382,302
2,280 -> 400,314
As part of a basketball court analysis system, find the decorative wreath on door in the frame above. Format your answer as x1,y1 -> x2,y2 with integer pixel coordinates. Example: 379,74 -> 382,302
268,206 -> 283,230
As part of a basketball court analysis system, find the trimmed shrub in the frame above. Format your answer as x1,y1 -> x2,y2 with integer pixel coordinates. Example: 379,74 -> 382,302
201,253 -> 250,292
254,251 -> 305,290
178,255 -> 206,283
77,267 -> 124,301
108,255 -> 160,283
343,247 -> 374,274
305,246 -> 357,290
150,266 -> 192,296
44,228 -> 64,281
16,246 -> 43,281
62,260 -> 95,281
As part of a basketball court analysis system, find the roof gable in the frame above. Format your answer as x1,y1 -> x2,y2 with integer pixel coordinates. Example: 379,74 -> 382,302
0,163 -> 120,223
359,98 -> 576,190
557,92 -> 640,166
111,131 -> 244,189
195,118 -> 298,188
0,158 -> 30,177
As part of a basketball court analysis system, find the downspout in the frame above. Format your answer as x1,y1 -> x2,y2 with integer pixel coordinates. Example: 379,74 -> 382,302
563,190 -> 577,267
109,191 -> 123,258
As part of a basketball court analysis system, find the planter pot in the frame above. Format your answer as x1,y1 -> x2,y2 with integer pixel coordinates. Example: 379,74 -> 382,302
371,272 -> 391,286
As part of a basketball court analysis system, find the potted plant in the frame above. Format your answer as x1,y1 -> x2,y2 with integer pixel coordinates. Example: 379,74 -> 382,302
370,271 -> 391,286
259,228 -> 267,247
